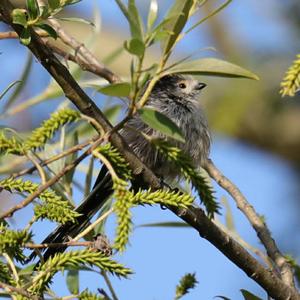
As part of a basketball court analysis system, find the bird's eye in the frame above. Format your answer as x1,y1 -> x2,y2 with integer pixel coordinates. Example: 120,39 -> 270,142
179,83 -> 186,89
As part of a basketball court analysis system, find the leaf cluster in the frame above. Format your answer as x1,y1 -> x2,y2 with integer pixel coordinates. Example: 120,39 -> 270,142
79,289 -> 105,300
175,272 -> 198,300
0,131 -> 24,155
0,177 -> 79,224
152,139 -> 219,217
280,54 -> 300,97
0,109 -> 80,157
25,108 -> 80,150
0,224 -> 32,262
96,143 -> 132,180
12,0 -> 82,45
0,260 -> 13,284
30,249 -> 132,293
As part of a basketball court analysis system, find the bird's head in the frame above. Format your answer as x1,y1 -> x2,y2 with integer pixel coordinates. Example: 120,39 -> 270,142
152,74 -> 207,100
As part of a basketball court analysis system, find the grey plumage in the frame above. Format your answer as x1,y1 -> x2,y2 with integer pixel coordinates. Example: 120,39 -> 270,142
122,74 -> 210,180
29,74 -> 210,262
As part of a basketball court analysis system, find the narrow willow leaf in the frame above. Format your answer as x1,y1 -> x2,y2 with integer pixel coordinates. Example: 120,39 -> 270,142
0,81 -> 21,101
124,38 -> 145,57
115,0 -> 142,40
36,23 -> 57,39
98,82 -> 131,97
12,9 -> 27,27
66,270 -> 79,294
27,0 -> 40,20
147,0 -> 158,30
103,104 -> 122,123
221,196 -> 235,231
165,57 -> 259,80
4,54 -> 33,110
58,17 -> 94,26
128,0 -> 144,39
186,0 -> 232,34
84,156 -> 94,198
20,27 -> 31,45
240,290 -> 263,300
138,107 -> 185,142
162,0 -> 194,55
63,130 -> 79,188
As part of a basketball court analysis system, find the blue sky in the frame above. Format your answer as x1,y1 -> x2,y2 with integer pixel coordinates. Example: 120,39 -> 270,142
0,1 -> 299,299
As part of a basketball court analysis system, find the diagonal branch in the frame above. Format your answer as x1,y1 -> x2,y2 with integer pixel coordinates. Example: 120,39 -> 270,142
0,2 -> 299,299
0,137 -> 103,219
47,19 -> 120,84
205,159 -> 295,287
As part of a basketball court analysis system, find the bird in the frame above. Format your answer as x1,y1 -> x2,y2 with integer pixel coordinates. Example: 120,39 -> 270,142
29,74 -> 210,262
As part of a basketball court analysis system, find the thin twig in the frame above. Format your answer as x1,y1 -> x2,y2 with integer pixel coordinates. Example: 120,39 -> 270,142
0,30 -> 48,39
26,152 -> 47,184
214,219 -> 274,270
0,137 -> 103,219
47,19 -> 120,83
0,281 -> 41,300
101,271 -> 119,300
1,2 -> 298,298
25,241 -> 93,249
12,138 -> 94,178
72,207 -> 114,242
205,158 -> 295,287
2,253 -> 19,287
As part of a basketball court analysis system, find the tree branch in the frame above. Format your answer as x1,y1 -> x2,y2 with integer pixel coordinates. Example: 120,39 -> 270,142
0,281 -> 41,300
0,2 -> 299,299
205,159 -> 295,287
47,19 -> 120,84
0,137 -> 103,218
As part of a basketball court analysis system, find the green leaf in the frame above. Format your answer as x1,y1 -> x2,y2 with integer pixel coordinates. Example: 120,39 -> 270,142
48,0 -> 60,10
4,54 -> 33,110
26,0 -> 40,20
124,38 -> 145,57
240,289 -> 263,300
103,104 -> 122,123
165,58 -> 259,80
39,4 -> 50,19
115,0 -> 142,40
66,269 -> 79,294
98,82 -> 131,97
128,0 -> 144,39
84,156 -> 94,198
138,107 -> 185,142
20,27 -> 31,45
147,0 -> 158,30
65,0 -> 82,5
162,0 -> 194,55
0,81 -> 21,101
58,17 -> 94,26
215,296 -> 232,300
62,130 -> 78,189
35,23 -> 57,39
12,9 -> 27,27
186,0 -> 232,34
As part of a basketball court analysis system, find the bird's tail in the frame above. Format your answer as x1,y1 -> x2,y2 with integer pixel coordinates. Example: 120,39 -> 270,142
28,165 -> 113,263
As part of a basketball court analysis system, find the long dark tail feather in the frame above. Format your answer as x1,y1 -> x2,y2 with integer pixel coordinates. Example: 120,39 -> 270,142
27,165 -> 113,264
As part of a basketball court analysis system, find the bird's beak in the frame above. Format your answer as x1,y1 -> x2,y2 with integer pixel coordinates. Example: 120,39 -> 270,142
195,82 -> 207,90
